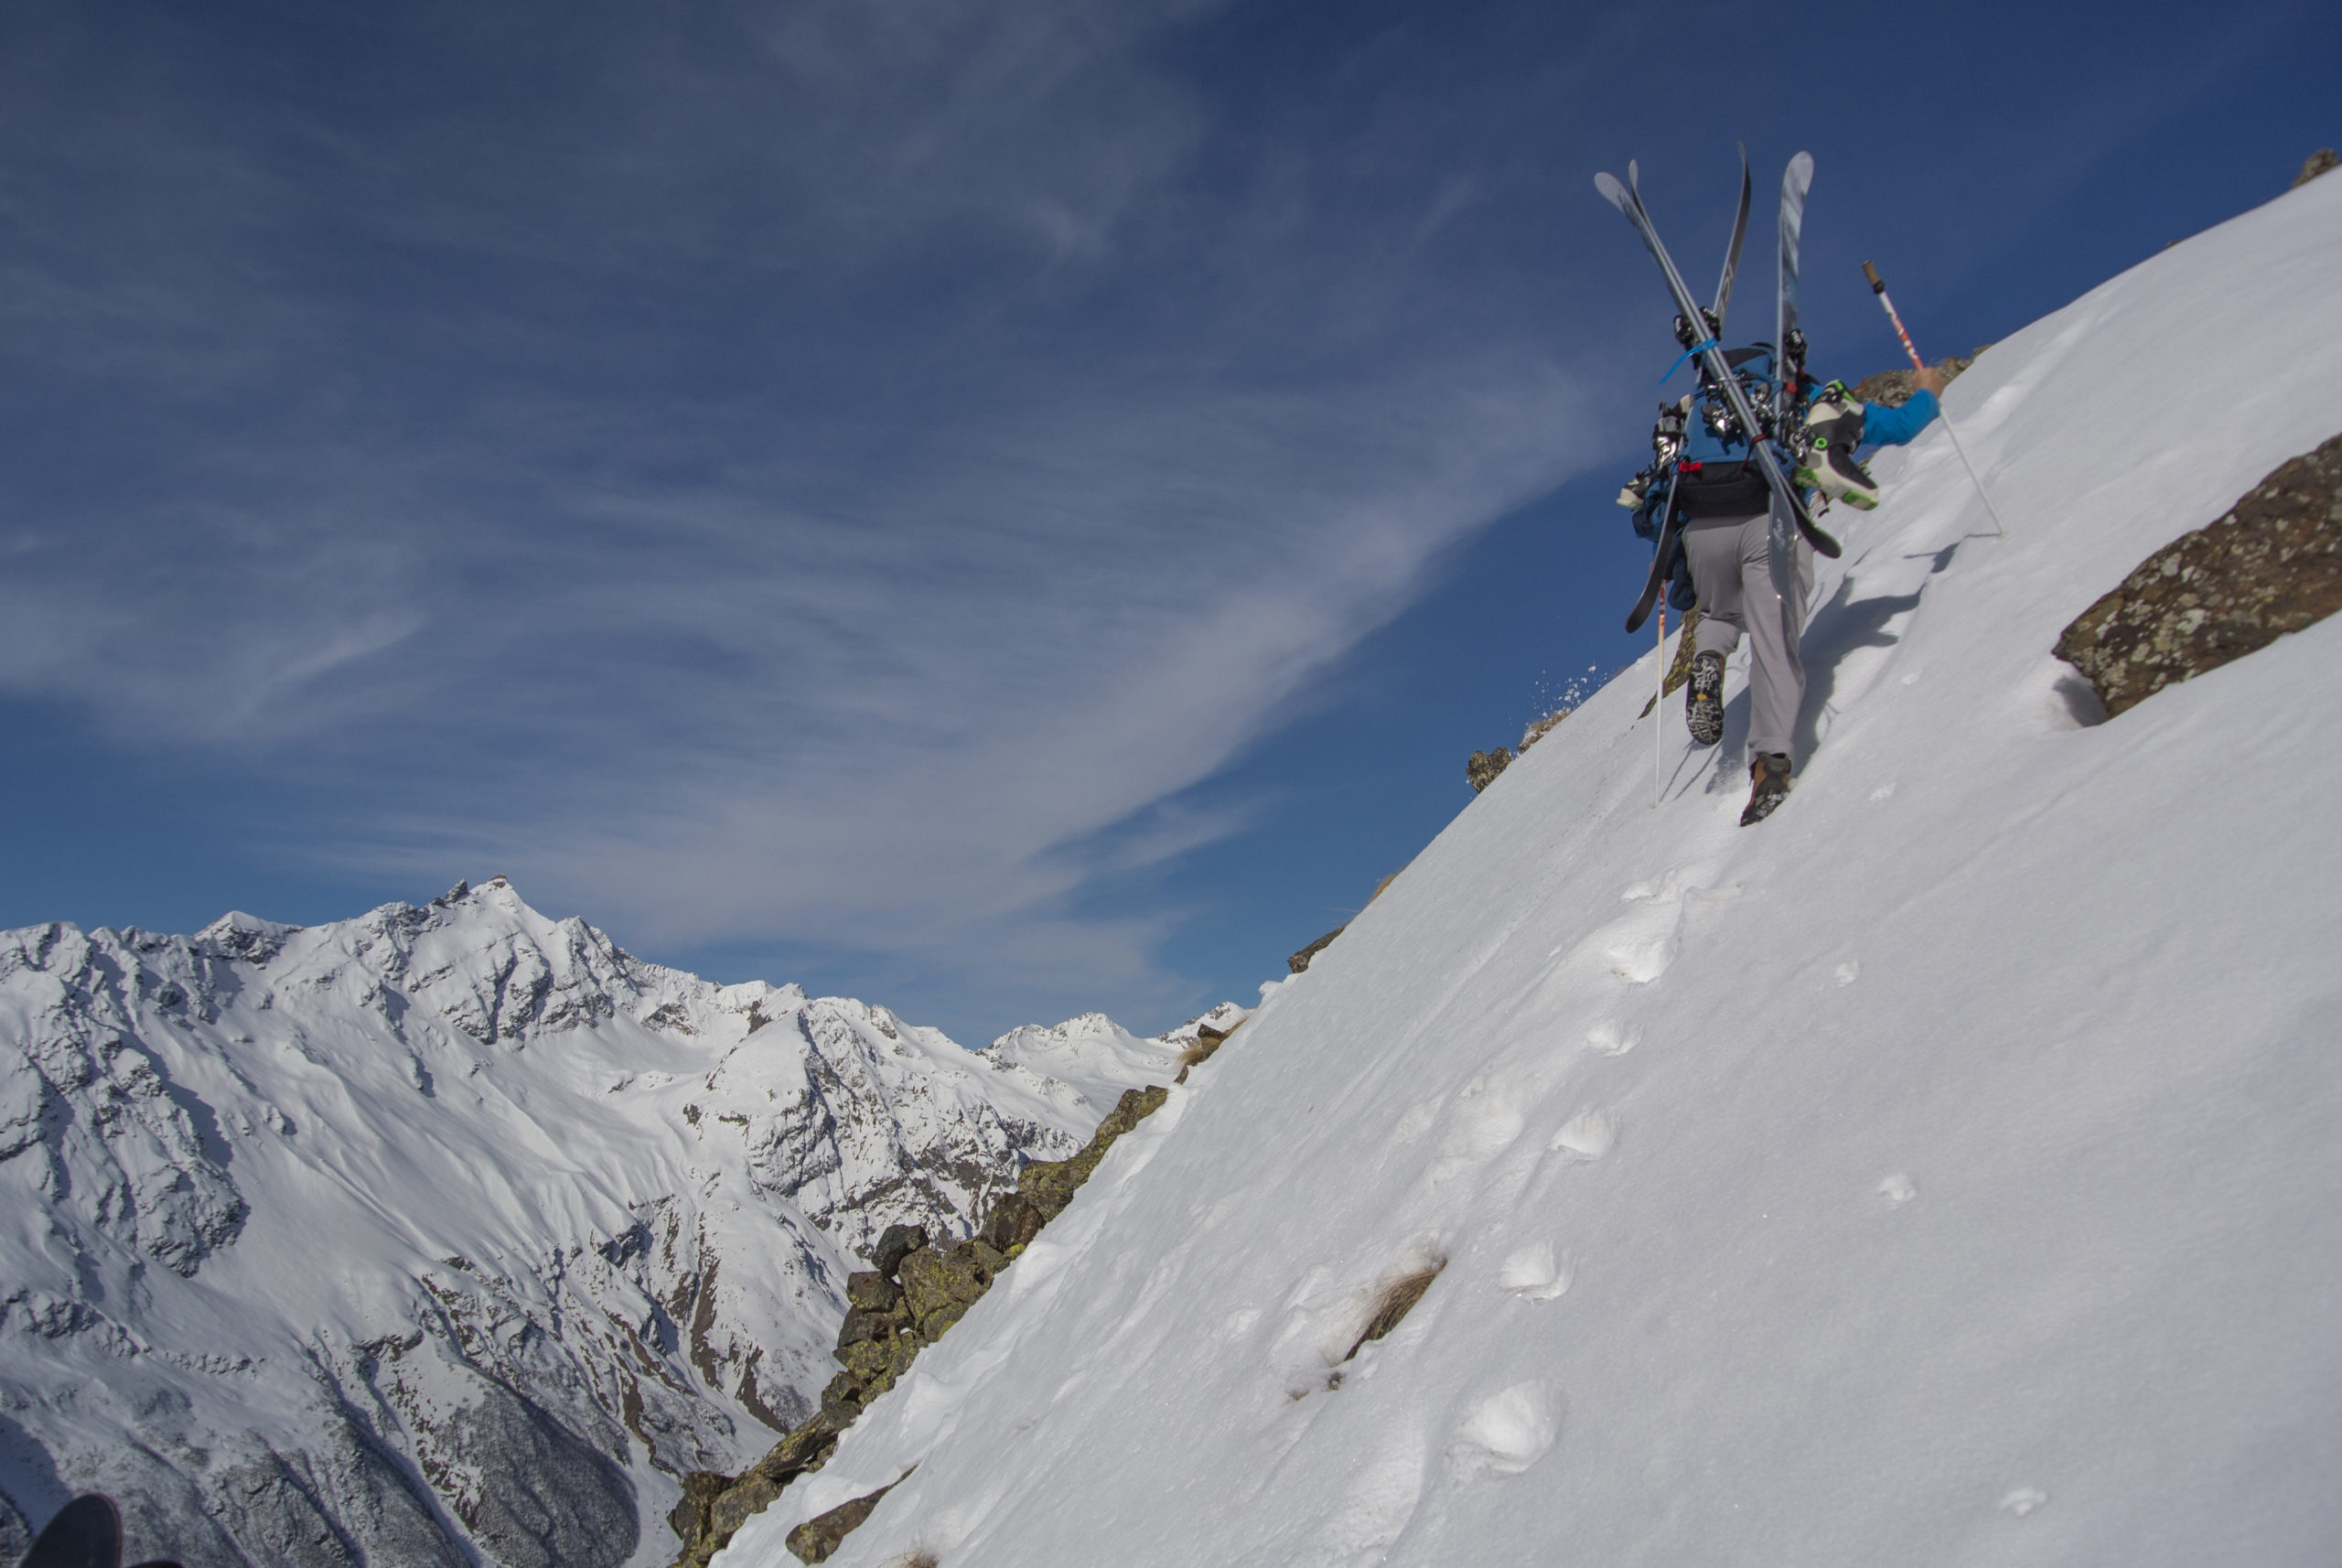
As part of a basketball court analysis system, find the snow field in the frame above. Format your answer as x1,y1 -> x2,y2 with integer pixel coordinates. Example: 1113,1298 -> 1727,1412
722,171 -> 2342,1566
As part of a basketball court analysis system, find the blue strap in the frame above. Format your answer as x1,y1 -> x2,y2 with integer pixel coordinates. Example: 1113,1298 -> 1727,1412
1660,338 -> 1718,383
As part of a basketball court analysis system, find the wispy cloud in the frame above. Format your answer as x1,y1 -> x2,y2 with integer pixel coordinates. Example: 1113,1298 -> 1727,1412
0,0 -> 1610,1026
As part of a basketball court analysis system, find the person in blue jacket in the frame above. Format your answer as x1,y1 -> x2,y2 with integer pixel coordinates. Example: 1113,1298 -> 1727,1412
1655,360 -> 1944,824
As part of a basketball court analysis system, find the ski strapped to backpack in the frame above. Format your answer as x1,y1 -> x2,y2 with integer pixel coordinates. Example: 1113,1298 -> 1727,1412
1599,155 -> 1840,629
1621,410 -> 1687,635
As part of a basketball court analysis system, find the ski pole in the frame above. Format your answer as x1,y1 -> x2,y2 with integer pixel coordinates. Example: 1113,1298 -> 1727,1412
1655,601 -> 1666,804
1862,261 -> 2006,538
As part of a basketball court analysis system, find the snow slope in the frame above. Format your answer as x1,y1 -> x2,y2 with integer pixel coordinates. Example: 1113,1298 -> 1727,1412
0,880 -> 1182,1568
720,173 -> 2342,1566
982,1005 -> 1242,1112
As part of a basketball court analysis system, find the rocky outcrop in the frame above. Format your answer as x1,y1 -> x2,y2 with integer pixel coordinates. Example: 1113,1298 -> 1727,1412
1468,697 -> 1581,792
1012,1087 -> 1168,1222
1465,748 -> 1511,792
2056,432 -> 2342,717
1173,1019 -> 1238,1083
665,1088 -> 1176,1566
1287,927 -> 1346,973
1850,346 -> 1989,409
784,1472 -> 910,1564
2294,148 -> 2338,188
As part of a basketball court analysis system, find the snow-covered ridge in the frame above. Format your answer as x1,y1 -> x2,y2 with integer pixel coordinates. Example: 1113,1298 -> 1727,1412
0,878 -> 1197,1568
713,171 -> 2342,1564
985,1011 -> 1187,1111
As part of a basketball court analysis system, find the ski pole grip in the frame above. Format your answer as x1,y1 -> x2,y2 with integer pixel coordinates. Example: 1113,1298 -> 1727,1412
1863,260 -> 1885,294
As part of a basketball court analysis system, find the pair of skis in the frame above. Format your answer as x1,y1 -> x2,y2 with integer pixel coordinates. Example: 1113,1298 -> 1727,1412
1608,149 -> 1833,635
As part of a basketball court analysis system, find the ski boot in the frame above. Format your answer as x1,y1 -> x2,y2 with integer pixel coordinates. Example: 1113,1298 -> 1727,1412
1740,751 -> 1792,825
1685,650 -> 1724,746
1793,383 -> 1880,510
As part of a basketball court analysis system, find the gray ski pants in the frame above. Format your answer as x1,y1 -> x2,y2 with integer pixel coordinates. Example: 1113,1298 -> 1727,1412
1682,508 -> 1812,759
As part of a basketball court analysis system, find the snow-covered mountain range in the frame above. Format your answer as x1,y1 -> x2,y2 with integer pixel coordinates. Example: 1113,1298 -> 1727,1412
0,878 -> 1218,1567
704,172 -> 2342,1563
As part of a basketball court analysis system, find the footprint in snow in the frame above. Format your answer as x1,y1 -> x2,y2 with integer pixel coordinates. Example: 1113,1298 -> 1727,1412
1597,876 -> 1692,983
1583,1021 -> 1638,1057
1448,1382 -> 1559,1477
1318,1429 -> 1428,1559
1550,1111 -> 1616,1162
1591,870 -> 1744,984
1497,1241 -> 1572,1301
1425,1080 -> 1526,1184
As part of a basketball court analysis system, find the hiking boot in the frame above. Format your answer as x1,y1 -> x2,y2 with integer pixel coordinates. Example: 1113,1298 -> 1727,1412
1741,751 -> 1792,825
1685,650 -> 1725,746
1793,385 -> 1880,510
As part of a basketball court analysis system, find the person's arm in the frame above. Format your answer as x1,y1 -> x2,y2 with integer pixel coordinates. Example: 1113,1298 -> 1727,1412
1859,381 -> 1941,449
1628,480 -> 1670,543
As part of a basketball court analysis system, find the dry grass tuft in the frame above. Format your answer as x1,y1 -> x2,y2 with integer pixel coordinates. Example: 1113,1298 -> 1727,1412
1176,1022 -> 1238,1070
1343,1258 -> 1445,1363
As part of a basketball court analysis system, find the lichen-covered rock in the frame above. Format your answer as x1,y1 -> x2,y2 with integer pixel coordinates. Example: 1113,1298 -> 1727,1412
819,1372 -> 867,1426
2056,432 -> 2342,717
978,1192 -> 1045,1251
2294,148 -> 2338,188
833,1331 -> 918,1383
667,1471 -> 728,1552
843,1271 -> 901,1311
870,1225 -> 928,1279
665,1414 -> 849,1568
898,1243 -> 991,1328
1017,1086 -> 1170,1219
784,1473 -> 908,1564
835,1305 -> 908,1348
704,1472 -> 786,1550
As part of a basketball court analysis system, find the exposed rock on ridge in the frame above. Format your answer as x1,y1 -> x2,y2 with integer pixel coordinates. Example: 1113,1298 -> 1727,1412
2057,431 -> 2342,717
663,1085 -> 1180,1567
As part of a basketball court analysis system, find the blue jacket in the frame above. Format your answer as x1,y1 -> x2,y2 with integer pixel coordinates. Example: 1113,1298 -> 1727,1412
1858,389 -> 1938,451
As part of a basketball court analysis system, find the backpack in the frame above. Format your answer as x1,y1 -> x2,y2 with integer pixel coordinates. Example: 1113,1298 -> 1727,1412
1670,345 -> 1779,519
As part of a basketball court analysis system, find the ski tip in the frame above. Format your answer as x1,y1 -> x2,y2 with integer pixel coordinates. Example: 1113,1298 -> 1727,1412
27,1495 -> 124,1568
1595,171 -> 1629,209
1787,150 -> 1813,183
1628,158 -> 1640,191
1736,140 -> 1747,166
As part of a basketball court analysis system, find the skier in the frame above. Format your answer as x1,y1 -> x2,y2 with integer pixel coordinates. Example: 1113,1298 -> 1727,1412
1632,360 -> 1944,823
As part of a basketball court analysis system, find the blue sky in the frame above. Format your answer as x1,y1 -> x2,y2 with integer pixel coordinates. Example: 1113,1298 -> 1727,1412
1,0 -> 2332,1043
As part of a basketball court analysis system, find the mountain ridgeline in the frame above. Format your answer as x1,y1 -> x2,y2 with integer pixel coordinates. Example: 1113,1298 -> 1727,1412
0,879 -> 1208,1568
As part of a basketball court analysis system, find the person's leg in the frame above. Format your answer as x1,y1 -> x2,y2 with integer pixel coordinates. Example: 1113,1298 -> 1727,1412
1681,519 -> 1746,660
1736,511 -> 1812,760
1679,518 -> 1748,746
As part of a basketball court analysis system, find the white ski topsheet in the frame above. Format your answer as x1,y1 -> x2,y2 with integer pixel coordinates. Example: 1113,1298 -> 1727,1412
721,171 -> 2342,1567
